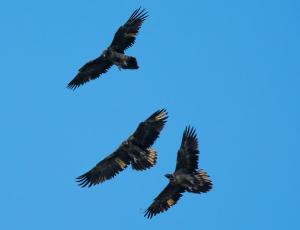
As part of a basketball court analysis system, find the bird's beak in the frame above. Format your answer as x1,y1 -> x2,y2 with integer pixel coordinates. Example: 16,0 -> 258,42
164,174 -> 171,179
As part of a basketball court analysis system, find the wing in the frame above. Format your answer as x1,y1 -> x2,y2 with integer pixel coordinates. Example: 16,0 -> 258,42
131,109 -> 168,149
144,184 -> 184,219
110,7 -> 148,53
175,126 -> 199,172
67,56 -> 112,90
76,148 -> 130,187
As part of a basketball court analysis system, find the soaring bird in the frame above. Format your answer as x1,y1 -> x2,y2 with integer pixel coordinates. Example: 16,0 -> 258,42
144,126 -> 212,218
76,109 -> 168,187
67,7 -> 148,90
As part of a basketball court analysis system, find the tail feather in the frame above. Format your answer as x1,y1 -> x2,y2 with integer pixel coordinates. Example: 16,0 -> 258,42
123,56 -> 138,69
131,148 -> 157,171
190,170 -> 212,193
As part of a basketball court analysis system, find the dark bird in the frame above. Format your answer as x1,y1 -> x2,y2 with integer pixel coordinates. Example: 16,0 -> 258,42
144,126 -> 212,219
76,109 -> 168,187
67,7 -> 148,90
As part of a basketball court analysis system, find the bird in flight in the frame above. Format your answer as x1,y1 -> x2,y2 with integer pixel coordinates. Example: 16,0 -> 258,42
144,126 -> 212,218
76,109 -> 168,187
67,7 -> 148,90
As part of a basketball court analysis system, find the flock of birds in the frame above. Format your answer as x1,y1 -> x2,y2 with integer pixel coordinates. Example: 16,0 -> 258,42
68,7 -> 213,219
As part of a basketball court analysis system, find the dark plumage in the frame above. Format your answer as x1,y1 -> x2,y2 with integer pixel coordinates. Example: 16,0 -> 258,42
76,109 -> 168,187
144,126 -> 212,219
67,7 -> 148,90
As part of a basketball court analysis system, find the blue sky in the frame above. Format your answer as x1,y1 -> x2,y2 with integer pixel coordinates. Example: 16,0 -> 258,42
1,0 -> 299,229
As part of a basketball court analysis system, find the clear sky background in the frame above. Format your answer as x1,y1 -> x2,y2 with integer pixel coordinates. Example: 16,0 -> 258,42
1,0 -> 299,229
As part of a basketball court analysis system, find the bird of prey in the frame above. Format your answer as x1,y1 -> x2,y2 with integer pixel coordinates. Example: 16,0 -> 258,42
76,109 -> 168,187
67,7 -> 148,90
144,126 -> 212,218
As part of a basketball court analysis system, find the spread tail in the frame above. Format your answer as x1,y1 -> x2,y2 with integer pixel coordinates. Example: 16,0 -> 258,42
131,148 -> 157,171
189,170 -> 213,193
123,56 -> 138,69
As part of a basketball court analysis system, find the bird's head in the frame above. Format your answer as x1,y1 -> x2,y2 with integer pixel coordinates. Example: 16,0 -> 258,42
164,173 -> 174,180
102,49 -> 109,58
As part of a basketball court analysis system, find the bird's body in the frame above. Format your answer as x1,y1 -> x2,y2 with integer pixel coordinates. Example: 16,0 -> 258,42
76,109 -> 168,187
106,49 -> 138,70
167,171 -> 193,187
167,169 -> 211,193
67,8 -> 148,89
144,126 -> 212,219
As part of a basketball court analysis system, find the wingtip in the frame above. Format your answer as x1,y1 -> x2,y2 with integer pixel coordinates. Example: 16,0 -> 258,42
75,175 -> 88,188
66,82 -> 79,90
184,125 -> 196,136
182,126 -> 198,144
144,209 -> 154,219
156,108 -> 168,118
130,7 -> 149,21
76,172 -> 95,188
151,109 -> 168,124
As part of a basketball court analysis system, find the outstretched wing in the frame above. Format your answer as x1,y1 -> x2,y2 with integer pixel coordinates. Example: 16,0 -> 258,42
110,7 -> 148,53
131,109 -> 168,149
175,126 -> 199,172
76,149 -> 130,187
144,184 -> 184,219
67,56 -> 112,90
